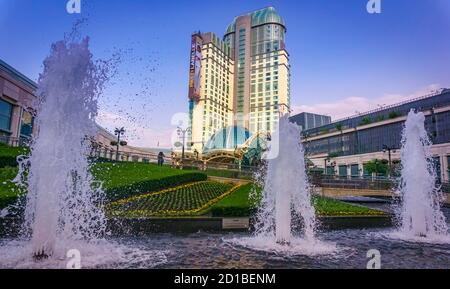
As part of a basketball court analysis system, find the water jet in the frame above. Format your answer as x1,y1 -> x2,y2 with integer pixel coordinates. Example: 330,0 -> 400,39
393,109 -> 449,242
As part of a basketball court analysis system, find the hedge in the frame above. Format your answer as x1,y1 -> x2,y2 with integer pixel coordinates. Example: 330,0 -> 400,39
104,172 -> 207,202
0,156 -> 20,168
0,194 -> 19,209
211,204 -> 256,217
0,144 -> 29,168
0,166 -> 23,209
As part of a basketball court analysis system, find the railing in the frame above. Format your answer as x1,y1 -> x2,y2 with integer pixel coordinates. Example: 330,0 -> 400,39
440,182 -> 450,194
0,135 -> 31,147
310,175 -> 397,191
329,89 -> 445,125
310,174 -> 450,194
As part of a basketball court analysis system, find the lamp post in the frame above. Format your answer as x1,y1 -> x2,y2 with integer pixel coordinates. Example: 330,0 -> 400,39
382,144 -> 397,177
114,127 -> 125,161
177,126 -> 191,165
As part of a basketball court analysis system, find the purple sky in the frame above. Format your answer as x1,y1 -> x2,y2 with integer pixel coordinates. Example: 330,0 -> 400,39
1,0 -> 449,147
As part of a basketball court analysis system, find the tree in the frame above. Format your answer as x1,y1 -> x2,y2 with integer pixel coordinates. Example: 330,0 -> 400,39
364,159 -> 389,177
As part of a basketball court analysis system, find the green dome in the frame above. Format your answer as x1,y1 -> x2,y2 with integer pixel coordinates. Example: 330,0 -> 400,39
225,7 -> 286,35
203,126 -> 251,153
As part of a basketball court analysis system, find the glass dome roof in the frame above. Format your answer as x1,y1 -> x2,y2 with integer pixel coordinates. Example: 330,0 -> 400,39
225,7 -> 286,35
203,126 -> 251,153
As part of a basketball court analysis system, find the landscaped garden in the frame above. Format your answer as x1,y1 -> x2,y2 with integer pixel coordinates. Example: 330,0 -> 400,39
91,162 -> 206,201
107,181 -> 239,217
0,144 -> 385,218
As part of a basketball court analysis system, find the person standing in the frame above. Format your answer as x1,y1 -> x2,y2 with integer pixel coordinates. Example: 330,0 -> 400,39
171,151 -> 176,168
157,151 -> 165,166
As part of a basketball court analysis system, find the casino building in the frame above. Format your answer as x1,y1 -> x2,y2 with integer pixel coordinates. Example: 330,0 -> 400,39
0,59 -> 36,146
187,7 -> 290,156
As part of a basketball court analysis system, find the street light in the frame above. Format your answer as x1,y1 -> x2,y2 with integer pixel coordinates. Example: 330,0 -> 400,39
177,126 -> 191,165
382,144 -> 398,177
113,127 -> 126,161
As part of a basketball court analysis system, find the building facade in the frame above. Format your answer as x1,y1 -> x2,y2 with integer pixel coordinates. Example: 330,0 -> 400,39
302,89 -> 450,182
188,32 -> 235,152
290,112 -> 331,131
91,125 -> 171,163
188,7 -> 290,153
0,59 -> 36,146
0,59 -> 162,164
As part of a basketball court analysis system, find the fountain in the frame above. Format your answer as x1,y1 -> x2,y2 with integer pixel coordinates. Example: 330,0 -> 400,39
229,115 -> 335,255
257,115 -> 317,244
24,36 -> 109,259
392,109 -> 449,242
0,31 -> 169,268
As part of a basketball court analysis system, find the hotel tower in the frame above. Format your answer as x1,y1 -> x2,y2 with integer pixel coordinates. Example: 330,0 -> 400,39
187,7 -> 290,153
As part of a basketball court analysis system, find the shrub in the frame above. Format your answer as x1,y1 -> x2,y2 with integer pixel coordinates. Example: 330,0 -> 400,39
0,156 -> 19,168
211,205 -> 256,217
388,111 -> 401,119
0,145 -> 29,168
0,166 -> 23,209
360,117 -> 372,125
104,172 -> 207,202
0,166 -> 19,180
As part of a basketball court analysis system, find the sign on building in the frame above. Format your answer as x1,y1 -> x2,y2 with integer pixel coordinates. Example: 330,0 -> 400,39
188,33 -> 202,103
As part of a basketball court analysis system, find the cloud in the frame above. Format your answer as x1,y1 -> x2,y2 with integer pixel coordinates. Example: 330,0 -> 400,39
96,111 -> 174,148
291,84 -> 443,120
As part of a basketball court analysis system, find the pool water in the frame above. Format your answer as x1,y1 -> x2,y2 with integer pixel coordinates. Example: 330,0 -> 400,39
2,227 -> 448,269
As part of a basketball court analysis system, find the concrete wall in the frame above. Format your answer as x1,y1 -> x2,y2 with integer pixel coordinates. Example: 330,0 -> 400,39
317,187 -> 392,198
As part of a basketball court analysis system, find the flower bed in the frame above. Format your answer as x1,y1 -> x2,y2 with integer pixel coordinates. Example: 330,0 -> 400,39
91,162 -> 207,201
107,181 -> 241,217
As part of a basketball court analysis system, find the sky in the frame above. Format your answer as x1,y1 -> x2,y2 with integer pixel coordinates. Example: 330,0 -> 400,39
1,0 -> 449,147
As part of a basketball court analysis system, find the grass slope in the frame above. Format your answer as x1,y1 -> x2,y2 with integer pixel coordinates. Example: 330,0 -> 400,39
0,162 -> 206,208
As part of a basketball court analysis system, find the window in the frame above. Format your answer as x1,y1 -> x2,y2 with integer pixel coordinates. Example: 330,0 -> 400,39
351,164 -> 359,178
338,165 -> 348,177
20,110 -> 34,138
447,156 -> 450,180
0,99 -> 12,132
326,166 -> 334,175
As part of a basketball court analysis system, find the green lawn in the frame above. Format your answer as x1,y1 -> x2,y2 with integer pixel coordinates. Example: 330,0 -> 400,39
209,183 -> 385,217
0,161 -> 207,208
91,162 -> 206,201
313,195 -> 385,216
210,183 -> 259,217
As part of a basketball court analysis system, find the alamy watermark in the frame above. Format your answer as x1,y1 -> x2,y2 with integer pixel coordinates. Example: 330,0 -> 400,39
66,249 -> 81,269
366,249 -> 381,269
367,0 -> 382,14
66,0 -> 81,14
